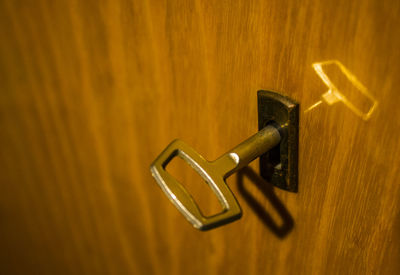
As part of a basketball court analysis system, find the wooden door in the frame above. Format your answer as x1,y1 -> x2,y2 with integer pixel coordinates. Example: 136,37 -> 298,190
0,0 -> 399,274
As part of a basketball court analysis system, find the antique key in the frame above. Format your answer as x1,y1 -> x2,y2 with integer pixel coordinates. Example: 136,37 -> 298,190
150,91 -> 299,230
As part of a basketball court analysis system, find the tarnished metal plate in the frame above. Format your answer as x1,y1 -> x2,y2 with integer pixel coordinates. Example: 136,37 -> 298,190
257,90 -> 299,192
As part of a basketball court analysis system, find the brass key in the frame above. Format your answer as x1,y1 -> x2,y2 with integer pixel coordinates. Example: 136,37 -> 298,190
150,124 -> 281,230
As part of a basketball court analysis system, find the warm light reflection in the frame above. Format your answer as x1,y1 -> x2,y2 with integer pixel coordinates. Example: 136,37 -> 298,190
305,60 -> 378,120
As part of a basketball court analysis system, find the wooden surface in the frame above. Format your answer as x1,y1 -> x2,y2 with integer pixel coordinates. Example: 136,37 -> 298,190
0,0 -> 399,274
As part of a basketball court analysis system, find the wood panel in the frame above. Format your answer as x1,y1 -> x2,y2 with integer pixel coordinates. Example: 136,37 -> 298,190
0,0 -> 399,274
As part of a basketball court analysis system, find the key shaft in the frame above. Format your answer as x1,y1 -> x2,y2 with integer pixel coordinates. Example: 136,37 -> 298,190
213,125 -> 281,177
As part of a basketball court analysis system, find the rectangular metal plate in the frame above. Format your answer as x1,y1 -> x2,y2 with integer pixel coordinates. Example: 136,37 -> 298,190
257,90 -> 299,192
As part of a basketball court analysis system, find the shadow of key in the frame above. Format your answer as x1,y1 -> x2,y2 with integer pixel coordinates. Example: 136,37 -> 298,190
237,167 -> 294,238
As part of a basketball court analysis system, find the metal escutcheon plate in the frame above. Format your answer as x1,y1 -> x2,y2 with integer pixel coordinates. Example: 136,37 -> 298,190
257,90 -> 299,192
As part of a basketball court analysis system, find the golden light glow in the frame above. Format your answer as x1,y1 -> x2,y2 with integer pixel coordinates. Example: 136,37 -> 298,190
305,60 -> 378,120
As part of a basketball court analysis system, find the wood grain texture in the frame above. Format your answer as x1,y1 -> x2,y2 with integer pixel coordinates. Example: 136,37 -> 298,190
0,0 -> 399,274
